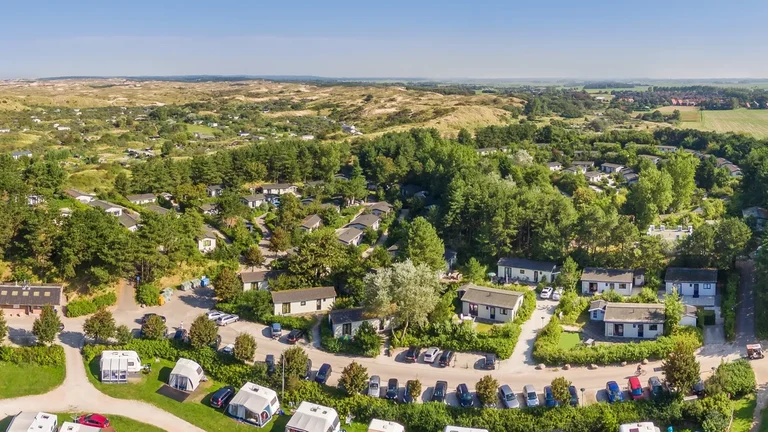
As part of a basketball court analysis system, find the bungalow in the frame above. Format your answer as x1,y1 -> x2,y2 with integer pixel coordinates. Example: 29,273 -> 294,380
656,145 -> 677,153
118,213 -> 141,232
200,203 -> 219,216
622,171 -> 639,185
261,183 -> 298,196
546,161 -> 563,171
646,224 -> 693,242
11,150 -> 33,160
723,163 -> 743,177
581,268 -> 635,296
593,302 -> 666,339
64,189 -> 95,203
585,171 -> 607,184
638,154 -> 661,164
562,166 -> 582,175
572,161 -> 595,169
126,193 -> 157,205
271,286 -> 336,316
197,225 -> 218,253
600,163 -> 624,174
27,195 -> 44,206
475,147 -> 498,156
286,402 -> 341,432
347,214 -> 380,231
90,200 -> 123,217
241,194 -> 265,209
144,204 -> 173,216
369,201 -> 394,217
207,184 -> 225,197
460,283 -> 525,323
743,206 -> 768,231
0,282 -> 62,314
328,307 -> 389,338
497,257 -> 558,284
337,227 -> 364,246
300,214 -> 322,232
665,267 -> 717,306
241,271 -> 270,291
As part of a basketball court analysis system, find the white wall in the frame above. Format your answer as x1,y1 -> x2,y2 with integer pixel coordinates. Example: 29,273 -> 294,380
590,309 -> 605,321
604,322 -> 663,339
582,281 -> 633,296
461,298 -> 521,323
198,238 -> 216,253
497,265 -> 556,284
243,280 -> 269,291
332,318 -> 388,338
273,297 -> 335,316
665,282 -> 715,297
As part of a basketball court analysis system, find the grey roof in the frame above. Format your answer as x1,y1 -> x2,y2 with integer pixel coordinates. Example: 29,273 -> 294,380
639,154 -> 661,162
271,286 -> 336,304
581,267 -> 633,283
118,213 -> 140,228
90,200 -> 121,211
207,184 -> 224,191
242,194 -> 265,202
348,214 -> 380,228
656,145 -> 677,150
262,183 -> 295,190
126,193 -> 156,202
200,224 -> 217,239
144,204 -> 171,215
601,163 -> 623,169
603,303 -> 665,323
547,161 -> 562,167
743,207 -> 768,220
240,271 -> 269,283
585,171 -> 604,179
460,283 -> 524,309
0,283 -> 62,307
497,257 -> 557,272
665,267 -> 717,283
329,307 -> 376,325
370,202 -> 394,214
588,300 -> 606,311
337,227 -> 364,244
572,161 -> 595,167
64,189 -> 91,199
200,203 -> 218,212
301,214 -> 322,229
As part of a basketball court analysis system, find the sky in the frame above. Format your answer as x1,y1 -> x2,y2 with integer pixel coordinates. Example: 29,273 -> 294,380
2,0 -> 767,80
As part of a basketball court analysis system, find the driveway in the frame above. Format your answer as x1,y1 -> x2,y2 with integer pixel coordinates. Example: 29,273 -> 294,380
506,298 -> 557,371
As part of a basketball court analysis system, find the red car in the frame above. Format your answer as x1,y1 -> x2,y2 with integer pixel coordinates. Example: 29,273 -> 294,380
628,376 -> 643,400
76,414 -> 110,428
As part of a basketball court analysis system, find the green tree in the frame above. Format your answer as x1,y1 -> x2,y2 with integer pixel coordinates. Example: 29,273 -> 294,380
269,228 -> 291,253
32,305 -> 61,344
83,309 -> 116,343
189,314 -> 219,349
402,217 -> 446,273
276,193 -> 303,232
702,411 -> 729,432
338,361 -> 369,396
234,333 -> 257,363
115,324 -> 133,344
114,172 -> 131,196
663,150 -> 699,211
662,338 -> 701,392
0,310 -> 7,343
354,321 -> 381,357
280,345 -> 310,382
407,379 -> 422,400
664,288 -> 684,336
244,245 -> 265,269
555,257 -> 581,291
475,375 -> 499,407
457,128 -> 473,145
713,218 -> 752,269
550,376 -> 572,406
461,258 -> 487,283
136,283 -> 160,306
286,228 -> 346,286
630,164 -> 673,228
214,267 -> 242,302
141,315 -> 167,340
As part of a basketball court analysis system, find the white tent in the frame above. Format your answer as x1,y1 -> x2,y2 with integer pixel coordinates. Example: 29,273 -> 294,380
99,350 -> 142,383
226,382 -> 280,427
285,402 -> 340,432
168,358 -> 204,392
368,419 -> 405,432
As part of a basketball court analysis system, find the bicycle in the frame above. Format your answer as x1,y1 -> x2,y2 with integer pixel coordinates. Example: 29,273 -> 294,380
635,367 -> 647,376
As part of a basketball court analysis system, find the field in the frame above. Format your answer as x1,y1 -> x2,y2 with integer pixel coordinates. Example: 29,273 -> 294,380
688,109 -> 768,138
655,105 -> 701,122
0,362 -> 66,399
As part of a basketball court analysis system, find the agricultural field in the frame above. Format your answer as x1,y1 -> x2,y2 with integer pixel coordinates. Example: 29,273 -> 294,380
688,109 -> 768,138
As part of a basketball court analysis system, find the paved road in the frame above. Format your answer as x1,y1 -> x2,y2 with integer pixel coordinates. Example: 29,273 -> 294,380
507,299 -> 556,371
736,259 -> 757,346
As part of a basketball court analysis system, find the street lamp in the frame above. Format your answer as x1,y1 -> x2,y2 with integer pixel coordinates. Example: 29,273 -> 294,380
580,388 -> 585,406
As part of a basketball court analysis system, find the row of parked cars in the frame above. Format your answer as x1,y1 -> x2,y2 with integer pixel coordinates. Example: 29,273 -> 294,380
605,376 -> 673,404
403,346 -> 498,370
205,310 -> 239,326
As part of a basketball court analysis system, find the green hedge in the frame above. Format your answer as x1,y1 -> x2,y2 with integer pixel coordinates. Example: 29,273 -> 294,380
0,345 -> 65,366
65,292 -> 117,317
722,273 -> 739,342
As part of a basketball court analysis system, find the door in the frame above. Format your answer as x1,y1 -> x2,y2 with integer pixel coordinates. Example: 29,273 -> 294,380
693,284 -> 699,298
316,299 -> 322,311
342,323 -> 352,336
637,324 -> 644,338
469,303 -> 478,317
282,303 -> 291,314
490,307 -> 496,320
534,271 -> 539,283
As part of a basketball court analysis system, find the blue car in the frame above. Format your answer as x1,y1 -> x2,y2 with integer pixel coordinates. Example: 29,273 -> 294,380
568,386 -> 579,407
544,386 -> 559,407
606,381 -> 624,403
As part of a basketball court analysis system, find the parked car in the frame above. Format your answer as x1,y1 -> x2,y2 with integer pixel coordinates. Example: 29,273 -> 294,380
524,384 -> 539,407
265,354 -> 276,374
316,363 -> 332,384
692,379 -> 706,398
568,385 -> 579,407
552,288 -> 564,301
217,314 -> 239,326
540,287 -> 553,299
423,347 -> 440,363
544,386 -> 558,408
287,328 -> 304,344
368,376 -> 381,398
432,380 -> 448,403
75,414 -> 110,428
220,344 -> 234,355
385,378 -> 399,400
483,353 -> 497,370
606,381 -> 624,403
206,310 -> 225,320
270,323 -> 282,339
303,359 -> 313,380
628,377 -> 643,400
141,313 -> 166,324
210,386 -> 235,408
438,350 -> 455,367
211,334 -> 222,350
457,383 -> 474,407
403,380 -> 416,403
173,329 -> 188,342
404,346 -> 421,363
499,385 -> 520,409
648,376 -> 667,400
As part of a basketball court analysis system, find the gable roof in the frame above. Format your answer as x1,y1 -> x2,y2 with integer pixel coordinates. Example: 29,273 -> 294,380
118,213 -> 140,228
144,204 -> 171,215
271,286 -> 336,304
603,302 -> 665,323
240,271 -> 269,283
348,214 -> 380,228
589,299 -> 606,311
370,201 -> 394,214
581,267 -> 633,283
497,257 -> 557,272
64,189 -> 92,199
665,267 -> 717,283
301,214 -> 322,229
459,283 -> 524,310
90,200 -> 121,211
329,307 -> 376,325
207,184 -> 224,191
242,194 -> 265,202
126,193 -> 155,202
337,227 -> 364,244
262,183 -> 295,190
601,163 -> 623,169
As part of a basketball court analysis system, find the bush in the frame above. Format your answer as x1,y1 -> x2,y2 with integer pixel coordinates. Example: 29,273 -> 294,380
0,345 -> 65,366
320,317 -> 381,357
706,359 -> 756,398
65,292 -> 118,317
136,283 -> 161,306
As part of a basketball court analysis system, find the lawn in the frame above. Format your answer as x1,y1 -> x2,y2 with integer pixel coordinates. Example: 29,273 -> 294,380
557,332 -> 582,350
187,124 -> 219,135
0,362 -> 65,399
732,394 -> 756,432
685,108 -> 768,138
474,322 -> 497,334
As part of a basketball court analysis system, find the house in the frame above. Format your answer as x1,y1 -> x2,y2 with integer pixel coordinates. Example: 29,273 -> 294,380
197,225 -> 218,253
168,358 -> 204,392
118,212 -> 141,232
572,161 -> 595,169
64,189 -> 95,203
126,193 -> 156,205
581,268 -> 634,296
368,419 -> 405,432
585,171 -> 607,184
588,300 -> 607,321
401,184 -> 427,198
300,214 -> 322,232
200,203 -> 219,216
261,183 -> 298,196
665,267 -> 717,306
723,163 -> 743,177
562,166 -> 582,175
227,382 -> 280,427
475,148 -> 498,156
546,161 -> 563,171
89,200 -> 123,217
241,271 -> 270,291
656,145 -> 677,153
10,150 -> 33,160
0,282 -> 61,314
241,194 -> 265,209
271,286 -> 336,316
460,283 -> 525,323
337,227 -> 364,246
329,307 -> 390,338
144,204 -> 173,216
600,163 -> 624,174
99,350 -> 143,383
743,206 -> 768,231
639,154 -> 661,164
622,171 -> 639,185
619,423 -> 661,432
497,257 -> 558,284
285,402 -> 341,432
59,422 -> 103,432
592,302 -> 666,339
646,224 -> 693,242
347,214 -> 380,231
369,201 -> 394,217
27,195 -> 44,206
6,411 -> 57,432
444,249 -> 458,272
207,184 -> 225,197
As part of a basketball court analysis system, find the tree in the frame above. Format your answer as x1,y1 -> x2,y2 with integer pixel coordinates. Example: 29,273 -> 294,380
114,172 -> 131,196
338,361 -> 369,396
244,245 -> 265,269
664,150 -> 699,211
550,377 -> 572,406
713,218 -> 752,269
0,310 -> 7,343
630,164 -> 673,228
662,338 -> 700,392
286,228 -> 346,286
32,304 -> 61,344
354,321 -> 381,357
141,315 -> 167,340
555,257 -> 581,291
83,309 -> 116,343
402,217 -> 446,273
664,288 -> 684,336
234,333 -> 257,363
280,345 -> 310,382
115,324 -> 133,344
136,283 -> 161,306
461,258 -> 487,283
457,128 -> 473,145
269,228 -> 290,253
475,375 -> 499,407
214,267 -> 242,302
189,314 -> 219,349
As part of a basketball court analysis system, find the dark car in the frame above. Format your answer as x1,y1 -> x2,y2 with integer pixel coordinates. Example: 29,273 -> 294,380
403,380 -> 416,403
75,414 -> 110,428
438,350 -> 455,367
606,381 -> 624,403
457,383 -> 474,407
173,329 -> 189,342
303,359 -> 313,380
210,386 -> 235,408
385,378 -> 399,400
404,346 -> 421,363
692,379 -> 706,398
316,363 -> 332,385
287,329 -> 305,344
271,323 -> 282,339
265,354 -> 276,374
648,376 -> 667,400
568,386 -> 579,407
544,386 -> 558,408
142,313 -> 166,324
483,353 -> 497,370
432,380 -> 448,403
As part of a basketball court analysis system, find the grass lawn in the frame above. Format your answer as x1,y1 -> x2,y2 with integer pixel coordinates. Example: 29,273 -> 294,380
732,394 -> 756,432
0,363 -> 65,399
557,332 -> 582,350
187,124 -> 219,135
56,413 -> 167,432
474,322 -> 496,334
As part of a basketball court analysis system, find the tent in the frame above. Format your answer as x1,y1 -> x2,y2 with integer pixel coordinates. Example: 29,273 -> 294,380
99,350 -> 142,383
285,402 -> 340,432
227,382 -> 280,427
168,358 -> 204,392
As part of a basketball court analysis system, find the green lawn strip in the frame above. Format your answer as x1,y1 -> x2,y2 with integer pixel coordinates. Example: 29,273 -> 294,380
731,394 -> 757,432
760,401 -> 768,432
557,332 -> 581,350
0,362 -> 65,399
55,413 -> 167,432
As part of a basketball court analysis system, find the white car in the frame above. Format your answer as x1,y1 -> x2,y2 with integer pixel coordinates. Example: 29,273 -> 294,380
423,347 -> 440,363
552,288 -> 564,301
540,287 -> 554,299
217,314 -> 239,326
206,310 -> 225,320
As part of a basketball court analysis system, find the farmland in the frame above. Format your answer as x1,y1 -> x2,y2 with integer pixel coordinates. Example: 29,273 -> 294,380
688,109 -> 768,138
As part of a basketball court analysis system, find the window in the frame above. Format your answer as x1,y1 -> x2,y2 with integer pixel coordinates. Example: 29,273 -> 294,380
342,323 -> 352,336
519,269 -> 525,274
282,303 -> 291,314
501,308 -> 508,315
592,311 -> 598,319
468,303 -> 478,316
127,361 -> 135,367
619,283 -> 627,290
300,301 -> 306,306
649,324 -> 658,331
316,299 -> 322,310
609,283 -> 615,290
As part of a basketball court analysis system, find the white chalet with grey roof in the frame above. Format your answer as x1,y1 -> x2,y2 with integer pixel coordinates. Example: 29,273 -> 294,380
460,283 -> 525,323
581,267 -> 635,296
665,267 -> 717,307
591,302 -> 666,339
497,257 -> 558,284
272,286 -> 336,316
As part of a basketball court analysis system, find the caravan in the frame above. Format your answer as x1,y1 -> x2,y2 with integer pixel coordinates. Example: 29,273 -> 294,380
99,351 -> 142,383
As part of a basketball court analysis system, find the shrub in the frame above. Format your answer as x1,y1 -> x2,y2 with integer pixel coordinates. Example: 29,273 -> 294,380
706,359 -> 756,398
136,283 -> 161,306
66,292 -> 118,317
0,345 -> 65,367
722,273 -> 739,342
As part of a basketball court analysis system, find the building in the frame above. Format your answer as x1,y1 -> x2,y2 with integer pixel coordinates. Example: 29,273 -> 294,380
369,202 -> 394,217
585,171 -> 607,184
300,214 -> 322,232
460,283 -> 525,323
337,227 -> 365,246
207,184 -> 225,197
64,189 -> 95,203
600,163 -> 624,174
168,358 -> 204,392
572,161 -> 595,169
118,213 -> 141,232
581,268 -> 635,296
144,204 -> 172,216
328,307 -> 389,338
368,419 -> 405,432
639,154 -> 661,164
443,427 -> 489,432
241,271 -> 270,291
546,161 -> 562,171
646,224 -> 693,242
261,183 -> 298,196
285,402 -> 340,432
497,257 -> 558,284
6,411 -> 58,432
623,171 -> 639,185
227,382 -> 281,427
27,195 -> 44,206
665,267 -> 717,306
272,286 -> 336,316
0,282 -> 62,314
99,350 -> 143,383
723,163 -> 743,177
591,302 -> 666,339
619,423 -> 661,432
475,148 -> 498,156
656,145 -> 677,153
347,214 -> 381,231
241,194 -> 265,209
11,150 -> 33,160
126,193 -> 156,205
90,200 -> 123,217
200,203 -> 219,216
744,206 -> 768,231
197,225 -> 218,253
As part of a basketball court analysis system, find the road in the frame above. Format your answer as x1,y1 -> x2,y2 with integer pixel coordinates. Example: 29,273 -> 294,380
736,259 -> 757,346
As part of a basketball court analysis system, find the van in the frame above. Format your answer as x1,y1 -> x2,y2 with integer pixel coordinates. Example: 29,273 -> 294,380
524,384 -> 539,407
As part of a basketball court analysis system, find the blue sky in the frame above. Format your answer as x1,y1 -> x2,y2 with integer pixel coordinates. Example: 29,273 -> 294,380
2,0 -> 766,79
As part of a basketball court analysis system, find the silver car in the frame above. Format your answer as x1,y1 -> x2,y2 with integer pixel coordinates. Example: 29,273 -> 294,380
217,314 -> 239,326
524,384 -> 539,407
206,310 -> 225,320
499,385 -> 520,409
368,375 -> 381,398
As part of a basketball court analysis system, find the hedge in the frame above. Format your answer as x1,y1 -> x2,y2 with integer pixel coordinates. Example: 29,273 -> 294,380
0,345 -> 65,366
65,292 -> 117,317
722,273 -> 739,342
